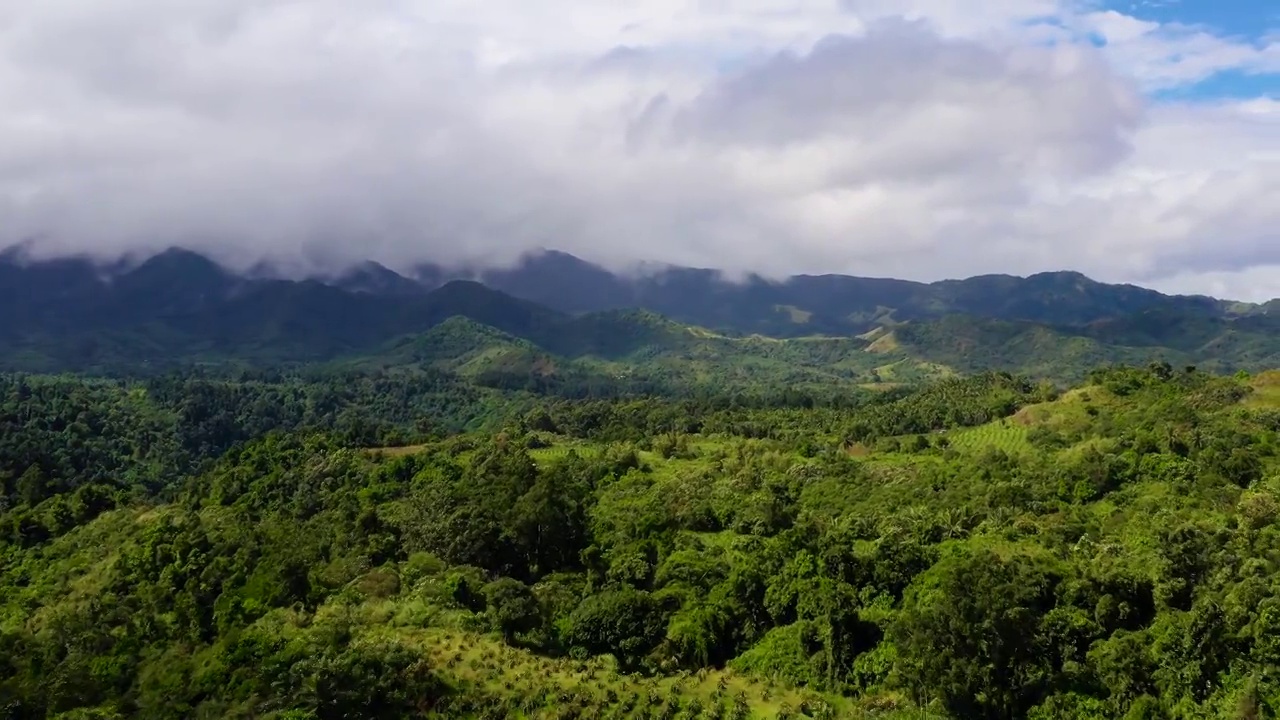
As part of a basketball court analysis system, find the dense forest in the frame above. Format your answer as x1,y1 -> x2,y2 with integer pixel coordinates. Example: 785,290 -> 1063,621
5,361 -> 1280,718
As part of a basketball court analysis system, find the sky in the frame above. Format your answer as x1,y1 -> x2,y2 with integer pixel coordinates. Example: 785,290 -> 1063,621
0,1 -> 1278,299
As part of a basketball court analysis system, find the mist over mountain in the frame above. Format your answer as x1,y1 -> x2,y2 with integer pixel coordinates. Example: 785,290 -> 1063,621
5,3 -> 1280,717
5,2 -> 1279,304
2,245 -> 1279,384
0,244 -> 1256,333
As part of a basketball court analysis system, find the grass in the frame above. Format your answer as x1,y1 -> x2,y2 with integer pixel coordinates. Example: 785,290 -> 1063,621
942,384 -> 1118,457
408,627 -> 857,719
368,444 -> 430,458
332,593 -> 858,719
846,443 -> 872,458
865,332 -> 900,354
776,304 -> 813,324
1244,370 -> 1280,408
528,443 -> 605,464
947,419 -> 1031,455
368,436 -> 732,477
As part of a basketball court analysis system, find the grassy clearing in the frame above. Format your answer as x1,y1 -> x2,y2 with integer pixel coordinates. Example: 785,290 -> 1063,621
404,627 -> 845,719
369,435 -> 738,477
846,443 -> 872,458
1007,384 -> 1108,435
948,420 -> 1031,455
865,332 -> 900,354
331,594 -> 858,720
1245,370 -> 1280,408
528,443 -> 605,464
776,304 -> 814,324
367,444 -> 430,458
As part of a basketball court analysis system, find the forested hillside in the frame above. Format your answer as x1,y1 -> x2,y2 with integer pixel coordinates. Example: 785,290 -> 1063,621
438,250 -> 1242,335
4,248 -> 1280,384
5,364 -> 1280,718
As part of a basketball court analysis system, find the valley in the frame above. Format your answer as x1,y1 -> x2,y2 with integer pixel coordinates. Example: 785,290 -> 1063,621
6,0 -> 1278,715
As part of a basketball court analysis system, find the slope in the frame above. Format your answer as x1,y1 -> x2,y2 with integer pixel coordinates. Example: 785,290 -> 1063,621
4,247 -> 1280,386
9,365 -> 1280,718
0,271 -> 570,373
888,312 -> 1280,382
474,250 -> 1247,336
351,310 -> 943,398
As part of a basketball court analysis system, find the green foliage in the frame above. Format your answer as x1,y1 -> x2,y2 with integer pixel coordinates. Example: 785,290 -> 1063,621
10,250 -> 1280,394
290,639 -> 450,718
894,548 -> 1061,718
483,577 -> 540,640
562,588 -> 668,669
948,421 -> 1031,456
730,622 -> 826,688
843,372 -> 1039,442
9,363 -> 1280,719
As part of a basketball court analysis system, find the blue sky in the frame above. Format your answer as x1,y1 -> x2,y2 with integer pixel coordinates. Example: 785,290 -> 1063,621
1101,0 -> 1278,99
1156,68 -> 1278,101
3,0 -> 1279,300
1112,0 -> 1274,38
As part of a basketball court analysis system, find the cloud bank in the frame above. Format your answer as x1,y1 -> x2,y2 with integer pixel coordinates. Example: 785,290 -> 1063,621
1,0 -> 1277,297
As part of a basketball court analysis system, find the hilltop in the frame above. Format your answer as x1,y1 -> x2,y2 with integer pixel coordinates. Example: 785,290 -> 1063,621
2,247 -> 1280,386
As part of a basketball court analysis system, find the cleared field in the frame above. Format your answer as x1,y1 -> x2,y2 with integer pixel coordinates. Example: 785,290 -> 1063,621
410,628 -> 846,719
324,596 -> 866,720
528,444 -> 607,463
947,421 -> 1031,455
367,444 -> 430,458
1245,370 -> 1280,408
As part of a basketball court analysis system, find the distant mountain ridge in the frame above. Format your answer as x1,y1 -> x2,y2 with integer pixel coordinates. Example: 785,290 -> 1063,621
458,251 -> 1246,336
1,245 -> 1278,384
3,245 -> 1264,333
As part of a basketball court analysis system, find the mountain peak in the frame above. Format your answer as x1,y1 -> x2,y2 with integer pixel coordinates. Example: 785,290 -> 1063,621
1023,270 -> 1096,287
333,261 -> 422,296
0,244 -> 1252,344
479,249 -> 634,314
426,279 -> 567,320
117,247 -> 231,283
104,248 -> 238,318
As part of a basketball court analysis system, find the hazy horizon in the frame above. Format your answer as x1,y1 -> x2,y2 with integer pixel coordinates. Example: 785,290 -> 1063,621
4,241 -> 1275,305
1,1 -> 1277,299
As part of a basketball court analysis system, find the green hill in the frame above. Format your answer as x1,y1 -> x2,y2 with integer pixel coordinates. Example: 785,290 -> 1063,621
889,313 -> 1280,382
12,248 -> 1280,718
5,248 -> 1280,389
7,365 -> 1280,717
472,250 -> 1243,336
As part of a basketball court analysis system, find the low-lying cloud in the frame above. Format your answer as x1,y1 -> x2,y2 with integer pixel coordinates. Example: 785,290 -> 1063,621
1,0 -> 1277,297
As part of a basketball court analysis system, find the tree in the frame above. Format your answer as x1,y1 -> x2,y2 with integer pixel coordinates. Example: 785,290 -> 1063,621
893,549 -> 1059,719
511,468 -> 590,577
17,465 -> 48,507
484,578 -> 541,641
563,589 -> 667,670
293,641 -> 448,719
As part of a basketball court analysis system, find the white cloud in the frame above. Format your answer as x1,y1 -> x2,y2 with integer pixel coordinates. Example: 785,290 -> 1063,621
1079,10 -> 1280,90
0,0 -> 1277,298
1153,264 -> 1280,304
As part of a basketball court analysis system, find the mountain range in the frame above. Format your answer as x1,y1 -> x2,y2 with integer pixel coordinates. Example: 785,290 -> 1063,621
1,245 -> 1278,387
